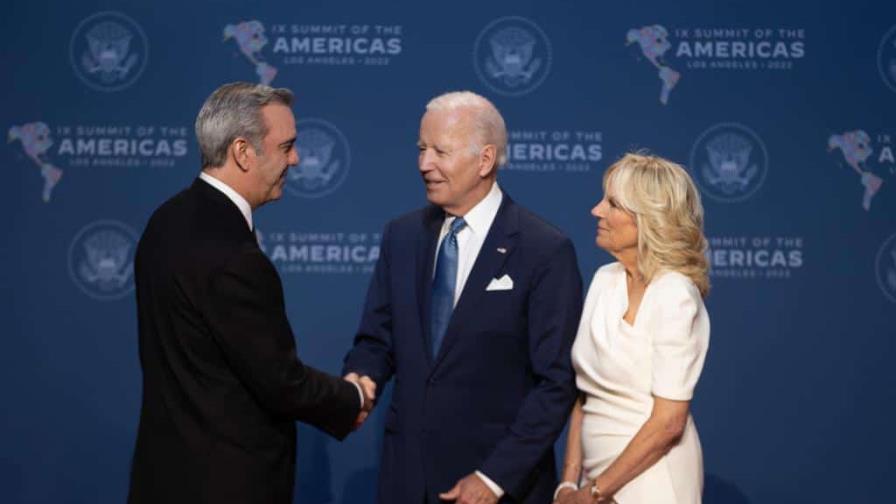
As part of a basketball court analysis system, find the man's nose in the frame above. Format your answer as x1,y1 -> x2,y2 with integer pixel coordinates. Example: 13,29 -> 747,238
418,150 -> 434,171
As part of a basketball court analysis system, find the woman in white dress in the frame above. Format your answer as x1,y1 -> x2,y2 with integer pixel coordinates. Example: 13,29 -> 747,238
555,153 -> 710,504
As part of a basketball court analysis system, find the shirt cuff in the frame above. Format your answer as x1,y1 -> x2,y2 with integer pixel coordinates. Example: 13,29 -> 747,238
475,470 -> 504,498
350,381 -> 365,409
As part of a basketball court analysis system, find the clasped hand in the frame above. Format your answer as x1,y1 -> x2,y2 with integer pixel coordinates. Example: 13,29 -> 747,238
344,372 -> 377,429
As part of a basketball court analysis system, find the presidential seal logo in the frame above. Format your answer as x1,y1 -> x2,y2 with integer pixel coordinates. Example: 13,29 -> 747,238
69,11 -> 148,92
689,123 -> 768,203
223,20 -> 277,85
8,122 -> 63,202
68,220 -> 137,300
285,119 -> 351,198
473,16 -> 552,97
878,25 -> 896,93
875,233 -> 896,304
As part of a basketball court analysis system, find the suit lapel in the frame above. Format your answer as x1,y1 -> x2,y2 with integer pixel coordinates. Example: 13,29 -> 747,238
431,196 -> 520,371
416,205 -> 443,369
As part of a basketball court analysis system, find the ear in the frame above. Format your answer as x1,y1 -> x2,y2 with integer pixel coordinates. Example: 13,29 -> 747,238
231,137 -> 253,172
477,144 -> 497,178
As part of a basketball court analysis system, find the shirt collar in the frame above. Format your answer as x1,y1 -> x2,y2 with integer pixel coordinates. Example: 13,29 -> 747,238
198,172 -> 253,231
446,182 -> 503,237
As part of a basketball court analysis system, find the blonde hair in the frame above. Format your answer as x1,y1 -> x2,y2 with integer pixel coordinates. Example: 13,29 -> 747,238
604,153 -> 710,297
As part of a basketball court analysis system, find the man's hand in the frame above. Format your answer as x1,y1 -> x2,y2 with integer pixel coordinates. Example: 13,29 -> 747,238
344,372 -> 377,429
439,473 -> 499,504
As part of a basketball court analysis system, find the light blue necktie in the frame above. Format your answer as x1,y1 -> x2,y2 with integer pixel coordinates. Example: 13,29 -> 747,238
430,217 -> 466,358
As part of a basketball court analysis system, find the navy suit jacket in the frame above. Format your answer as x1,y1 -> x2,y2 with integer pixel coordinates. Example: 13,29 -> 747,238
344,194 -> 583,503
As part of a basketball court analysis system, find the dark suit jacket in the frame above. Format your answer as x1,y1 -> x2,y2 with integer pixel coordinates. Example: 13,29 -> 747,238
128,178 -> 359,504
344,195 -> 583,503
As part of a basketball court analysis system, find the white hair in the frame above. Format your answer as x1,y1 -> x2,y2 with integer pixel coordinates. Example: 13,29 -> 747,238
195,82 -> 293,169
425,91 -> 507,167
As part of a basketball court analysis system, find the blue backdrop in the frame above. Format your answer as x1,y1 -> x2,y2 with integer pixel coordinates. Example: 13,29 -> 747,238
3,0 -> 895,502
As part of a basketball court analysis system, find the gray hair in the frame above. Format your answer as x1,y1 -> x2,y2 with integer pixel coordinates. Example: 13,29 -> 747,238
425,91 -> 507,168
195,82 -> 293,168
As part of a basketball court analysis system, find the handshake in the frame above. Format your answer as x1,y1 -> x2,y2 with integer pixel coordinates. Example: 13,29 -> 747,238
344,372 -> 377,429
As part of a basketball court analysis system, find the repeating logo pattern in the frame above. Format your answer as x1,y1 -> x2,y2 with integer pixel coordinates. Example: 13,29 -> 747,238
876,233 -> 896,304
474,16 -> 552,97
286,119 -> 351,198
224,21 -> 403,68
505,129 -> 603,173
878,25 -> 896,93
689,123 -> 768,203
626,25 -> 806,105
257,229 -> 380,275
626,25 -> 680,105
69,11 -> 148,92
707,236 -> 803,280
68,220 -> 137,300
8,122 -> 63,202
828,130 -> 886,211
8,120 -> 190,188
223,20 -> 277,84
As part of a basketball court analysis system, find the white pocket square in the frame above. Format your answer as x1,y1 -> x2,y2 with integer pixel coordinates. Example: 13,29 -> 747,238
486,274 -> 514,291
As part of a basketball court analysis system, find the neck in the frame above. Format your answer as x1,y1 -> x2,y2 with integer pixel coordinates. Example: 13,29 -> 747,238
445,179 -> 493,217
616,250 -> 642,285
202,166 -> 258,209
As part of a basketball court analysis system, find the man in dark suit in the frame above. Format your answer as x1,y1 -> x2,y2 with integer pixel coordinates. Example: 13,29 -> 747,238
128,82 -> 367,504
343,91 -> 583,503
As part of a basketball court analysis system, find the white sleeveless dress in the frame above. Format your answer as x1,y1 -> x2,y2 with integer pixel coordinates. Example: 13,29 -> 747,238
571,263 -> 709,503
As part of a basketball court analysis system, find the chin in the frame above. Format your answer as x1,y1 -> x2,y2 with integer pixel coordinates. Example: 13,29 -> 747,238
425,190 -> 446,206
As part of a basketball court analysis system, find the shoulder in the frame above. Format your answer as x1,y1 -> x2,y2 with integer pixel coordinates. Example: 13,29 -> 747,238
647,270 -> 703,312
514,204 -> 570,248
384,205 -> 438,236
139,187 -> 195,253
145,187 -> 193,228
594,261 -> 624,282
584,261 -> 623,293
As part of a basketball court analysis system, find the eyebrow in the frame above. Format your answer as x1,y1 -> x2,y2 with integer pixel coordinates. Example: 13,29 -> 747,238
279,137 -> 296,148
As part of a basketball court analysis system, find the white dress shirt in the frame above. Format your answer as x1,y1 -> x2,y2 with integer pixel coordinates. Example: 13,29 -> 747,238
433,181 -> 505,498
198,172 -> 365,410
435,182 -> 503,306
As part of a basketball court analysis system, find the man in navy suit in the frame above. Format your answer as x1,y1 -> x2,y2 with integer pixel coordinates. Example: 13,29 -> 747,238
343,91 -> 583,503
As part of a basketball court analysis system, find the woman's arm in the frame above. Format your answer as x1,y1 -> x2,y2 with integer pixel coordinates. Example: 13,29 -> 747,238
590,396 -> 689,498
554,393 -> 585,501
